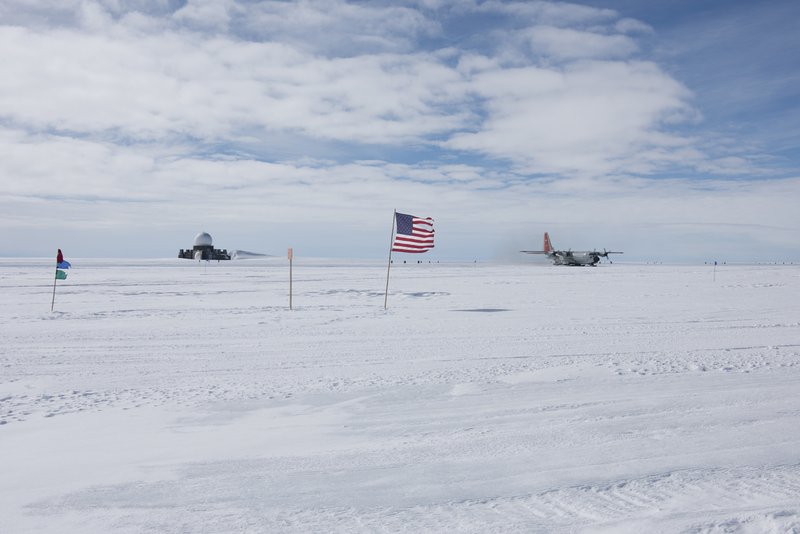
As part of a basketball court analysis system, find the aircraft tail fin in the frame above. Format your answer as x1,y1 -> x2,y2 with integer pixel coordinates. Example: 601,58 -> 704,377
544,232 -> 553,254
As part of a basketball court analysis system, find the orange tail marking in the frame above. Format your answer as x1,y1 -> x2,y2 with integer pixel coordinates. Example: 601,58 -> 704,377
544,232 -> 553,253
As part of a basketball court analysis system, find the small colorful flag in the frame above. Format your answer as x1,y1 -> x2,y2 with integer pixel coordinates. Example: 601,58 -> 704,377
56,249 -> 71,278
391,213 -> 434,253
57,248 -> 71,270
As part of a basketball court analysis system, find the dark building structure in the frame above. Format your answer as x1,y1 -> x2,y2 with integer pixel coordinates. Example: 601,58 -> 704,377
178,232 -> 231,260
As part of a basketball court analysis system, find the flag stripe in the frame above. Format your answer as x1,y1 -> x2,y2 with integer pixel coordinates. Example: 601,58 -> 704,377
395,235 -> 434,243
394,242 -> 434,249
392,241 -> 434,249
394,244 -> 434,251
391,248 -> 432,253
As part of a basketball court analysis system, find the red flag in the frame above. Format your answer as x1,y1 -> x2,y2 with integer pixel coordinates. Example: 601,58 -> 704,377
57,249 -> 64,264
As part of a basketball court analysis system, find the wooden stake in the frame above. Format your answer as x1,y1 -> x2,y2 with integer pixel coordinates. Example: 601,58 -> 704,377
288,247 -> 293,310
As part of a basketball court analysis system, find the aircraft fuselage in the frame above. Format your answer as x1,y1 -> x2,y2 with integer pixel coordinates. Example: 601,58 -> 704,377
550,251 -> 602,266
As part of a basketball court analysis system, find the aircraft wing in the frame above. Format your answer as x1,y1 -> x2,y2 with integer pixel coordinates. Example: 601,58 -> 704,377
520,250 -> 546,254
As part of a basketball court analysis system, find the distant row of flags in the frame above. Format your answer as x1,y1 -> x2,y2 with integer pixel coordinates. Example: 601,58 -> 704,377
50,211 -> 435,311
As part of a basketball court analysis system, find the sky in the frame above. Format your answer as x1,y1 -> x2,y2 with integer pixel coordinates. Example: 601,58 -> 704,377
1,0 -> 798,262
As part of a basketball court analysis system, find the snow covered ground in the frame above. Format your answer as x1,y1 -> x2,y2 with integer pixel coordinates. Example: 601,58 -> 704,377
2,258 -> 800,533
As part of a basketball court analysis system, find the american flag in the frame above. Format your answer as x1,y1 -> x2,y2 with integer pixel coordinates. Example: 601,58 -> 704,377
392,212 -> 434,253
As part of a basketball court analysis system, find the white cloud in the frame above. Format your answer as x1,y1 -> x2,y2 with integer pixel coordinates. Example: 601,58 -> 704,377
0,0 -> 685,158
615,17 -> 654,35
446,60 -> 693,176
0,0 -> 794,259
0,25 -> 472,143
2,128 -> 797,260
233,0 -> 441,57
476,0 -> 618,27
173,0 -> 235,32
525,25 -> 638,60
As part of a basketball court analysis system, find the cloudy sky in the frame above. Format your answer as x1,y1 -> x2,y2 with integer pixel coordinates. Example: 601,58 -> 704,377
2,0 -> 798,262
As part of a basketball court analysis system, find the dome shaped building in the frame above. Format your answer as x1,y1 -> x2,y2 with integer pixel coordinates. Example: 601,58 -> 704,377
194,232 -> 213,247
178,232 -> 231,260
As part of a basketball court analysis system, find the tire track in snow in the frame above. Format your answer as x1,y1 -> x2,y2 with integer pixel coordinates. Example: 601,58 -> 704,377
327,464 -> 800,532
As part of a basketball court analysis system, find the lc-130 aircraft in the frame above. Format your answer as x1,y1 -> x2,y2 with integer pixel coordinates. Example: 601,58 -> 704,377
521,232 -> 623,266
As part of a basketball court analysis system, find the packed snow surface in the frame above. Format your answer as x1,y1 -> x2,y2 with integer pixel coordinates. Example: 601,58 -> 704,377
2,259 -> 800,533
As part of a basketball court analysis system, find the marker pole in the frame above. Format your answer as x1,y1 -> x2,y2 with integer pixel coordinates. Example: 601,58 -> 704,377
288,247 -> 293,310
50,268 -> 58,312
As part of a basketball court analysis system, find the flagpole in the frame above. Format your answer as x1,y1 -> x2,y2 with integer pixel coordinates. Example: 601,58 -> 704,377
51,267 -> 58,312
384,209 -> 396,309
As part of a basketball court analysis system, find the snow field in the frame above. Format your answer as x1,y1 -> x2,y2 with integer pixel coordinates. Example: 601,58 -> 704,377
1,259 -> 800,532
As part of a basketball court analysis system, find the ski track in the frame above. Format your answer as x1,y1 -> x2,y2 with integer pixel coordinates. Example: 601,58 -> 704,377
2,260 -> 800,532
